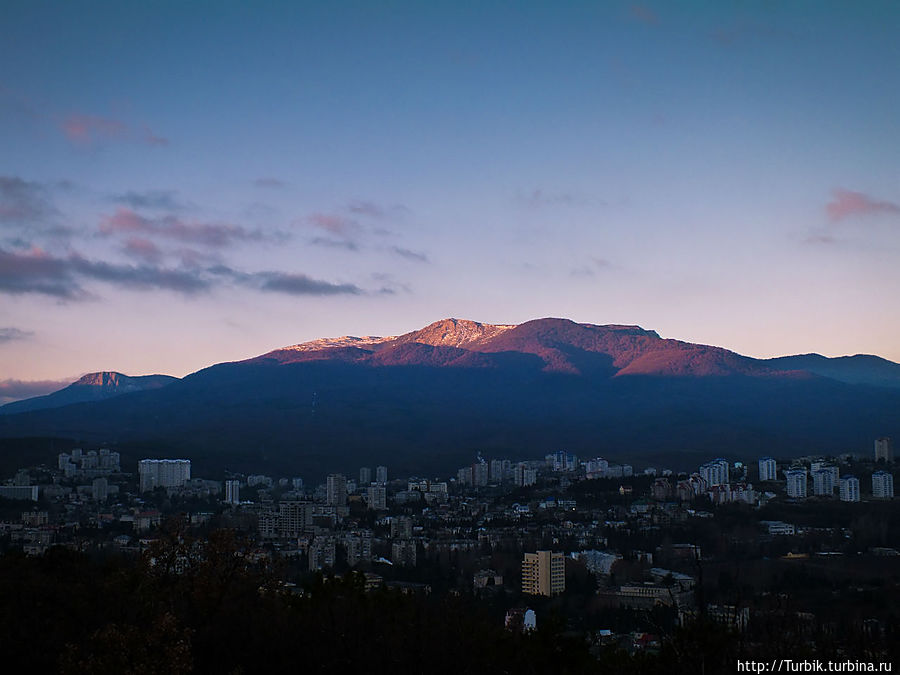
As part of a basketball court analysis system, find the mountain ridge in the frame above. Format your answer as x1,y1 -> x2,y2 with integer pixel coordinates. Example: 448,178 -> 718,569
0,317 -> 896,479
0,371 -> 178,415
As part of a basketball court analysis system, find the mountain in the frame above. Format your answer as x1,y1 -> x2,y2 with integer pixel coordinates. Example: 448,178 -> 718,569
0,371 -> 178,415
762,353 -> 900,388
0,318 -> 897,478
259,317 -> 784,377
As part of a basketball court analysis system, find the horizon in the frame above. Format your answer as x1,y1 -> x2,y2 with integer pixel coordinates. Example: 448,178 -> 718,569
2,2 -> 899,398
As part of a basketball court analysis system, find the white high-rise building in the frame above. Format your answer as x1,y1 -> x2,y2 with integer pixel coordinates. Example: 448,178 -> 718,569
514,463 -> 536,487
473,462 -> 489,487
839,475 -> 860,502
811,468 -> 836,496
758,458 -> 777,482
785,468 -> 807,499
872,471 -> 894,499
225,480 -> 240,505
375,465 -> 388,484
92,477 -> 108,502
700,459 -> 729,487
489,459 -> 504,483
367,484 -> 387,510
875,438 -> 894,463
326,473 -> 347,506
585,458 -> 609,478
138,459 -> 191,492
359,467 -> 372,485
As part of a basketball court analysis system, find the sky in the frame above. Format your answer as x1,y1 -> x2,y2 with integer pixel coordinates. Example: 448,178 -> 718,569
1,1 -> 899,401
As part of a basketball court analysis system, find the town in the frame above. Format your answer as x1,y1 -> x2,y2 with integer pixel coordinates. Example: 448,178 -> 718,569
0,437 -> 896,668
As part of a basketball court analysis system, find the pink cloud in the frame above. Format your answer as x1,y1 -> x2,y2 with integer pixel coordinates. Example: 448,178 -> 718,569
826,188 -> 900,221
122,237 -> 163,263
100,208 -> 262,247
307,212 -> 358,236
62,114 -> 127,143
60,114 -> 167,147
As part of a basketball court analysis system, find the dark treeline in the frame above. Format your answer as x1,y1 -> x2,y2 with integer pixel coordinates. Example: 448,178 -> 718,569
2,519 -> 897,674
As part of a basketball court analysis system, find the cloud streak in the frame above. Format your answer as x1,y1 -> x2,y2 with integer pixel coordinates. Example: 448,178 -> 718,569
61,113 -> 168,147
253,177 -> 287,189
0,246 -> 210,299
390,246 -> 429,263
100,208 -> 268,247
826,188 -> 900,221
0,176 -> 58,225
0,327 -> 34,343
111,190 -> 188,211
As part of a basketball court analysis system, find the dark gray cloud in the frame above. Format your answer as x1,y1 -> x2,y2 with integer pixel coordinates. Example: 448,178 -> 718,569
0,176 -> 58,225
390,246 -> 429,263
111,190 -> 188,211
310,237 -> 360,251
1,246 -> 377,300
69,254 -> 210,294
256,272 -> 362,296
0,327 -> 34,343
0,247 -> 84,298
207,264 -> 363,296
0,247 -> 210,299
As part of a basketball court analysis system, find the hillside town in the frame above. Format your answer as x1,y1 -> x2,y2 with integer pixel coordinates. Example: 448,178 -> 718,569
0,437 -> 896,662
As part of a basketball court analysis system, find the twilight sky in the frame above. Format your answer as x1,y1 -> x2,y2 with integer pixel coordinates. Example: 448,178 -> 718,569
1,1 -> 899,400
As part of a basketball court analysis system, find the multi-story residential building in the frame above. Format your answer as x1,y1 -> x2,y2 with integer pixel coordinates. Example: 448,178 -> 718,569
700,459 -> 729,487
138,459 -> 191,492
279,501 -> 313,537
872,471 -> 894,499
758,457 -> 777,482
457,466 -> 473,486
309,536 -> 336,571
811,468 -> 836,496
0,485 -> 38,502
367,484 -> 387,510
489,459 -> 504,483
584,457 -> 609,479
391,515 -> 413,539
326,473 -> 347,506
521,550 -> 565,597
839,475 -> 860,502
375,465 -> 388,484
224,480 -> 240,505
343,530 -> 373,566
514,463 -> 537,487
785,468 -> 807,499
392,539 -> 417,567
91,477 -> 108,502
875,437 -> 894,463
359,467 -> 372,485
473,462 -> 489,487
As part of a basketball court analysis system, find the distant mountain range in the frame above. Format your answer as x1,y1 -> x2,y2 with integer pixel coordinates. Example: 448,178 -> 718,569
1,318 -> 897,478
0,372 -> 178,415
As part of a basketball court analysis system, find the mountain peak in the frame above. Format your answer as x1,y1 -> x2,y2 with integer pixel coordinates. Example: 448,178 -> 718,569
74,371 -> 128,387
396,318 -> 516,349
